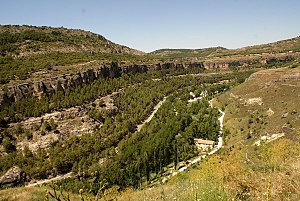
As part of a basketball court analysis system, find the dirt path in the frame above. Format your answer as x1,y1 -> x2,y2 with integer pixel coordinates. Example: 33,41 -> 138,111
77,60 -> 97,66
136,97 -> 167,132
26,172 -> 72,187
25,96 -> 170,187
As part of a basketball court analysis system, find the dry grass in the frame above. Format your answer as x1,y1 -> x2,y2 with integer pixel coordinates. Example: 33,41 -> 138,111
0,186 -> 93,201
114,156 -> 230,201
215,67 -> 300,146
0,186 -> 47,201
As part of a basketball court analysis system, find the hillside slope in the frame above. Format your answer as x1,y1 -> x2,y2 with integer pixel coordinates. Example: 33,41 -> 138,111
0,25 -> 144,57
151,36 -> 300,59
0,25 -> 147,83
1,25 -> 300,200
217,67 -> 300,144
150,47 -> 227,58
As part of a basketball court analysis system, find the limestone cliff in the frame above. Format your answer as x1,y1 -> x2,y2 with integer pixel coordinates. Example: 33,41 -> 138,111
0,62 -> 120,108
0,53 -> 298,108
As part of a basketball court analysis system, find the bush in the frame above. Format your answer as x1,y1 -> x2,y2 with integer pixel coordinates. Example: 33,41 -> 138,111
3,137 -> 16,153
24,129 -> 33,140
14,123 -> 23,135
41,119 -> 56,131
41,121 -> 52,132
49,118 -> 57,130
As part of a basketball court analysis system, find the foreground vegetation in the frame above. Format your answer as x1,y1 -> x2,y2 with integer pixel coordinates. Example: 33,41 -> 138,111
112,131 -> 300,201
2,135 -> 299,201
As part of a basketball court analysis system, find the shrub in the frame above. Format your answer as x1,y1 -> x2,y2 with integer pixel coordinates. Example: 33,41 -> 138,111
14,123 -> 23,135
24,129 -> 33,140
3,137 -> 16,153
42,121 -> 52,132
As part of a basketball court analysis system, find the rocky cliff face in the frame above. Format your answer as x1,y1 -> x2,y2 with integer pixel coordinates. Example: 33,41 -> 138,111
0,62 -> 121,108
0,54 -> 298,108
202,53 -> 298,69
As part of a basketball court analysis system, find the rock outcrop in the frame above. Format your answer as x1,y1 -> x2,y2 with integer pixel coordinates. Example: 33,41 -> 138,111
0,62 -> 121,108
15,104 -> 101,151
0,166 -> 29,188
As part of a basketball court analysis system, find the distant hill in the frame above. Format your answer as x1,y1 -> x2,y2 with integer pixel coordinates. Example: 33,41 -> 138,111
151,36 -> 300,59
0,25 -> 144,57
150,47 -> 227,58
215,36 -> 300,57
0,25 -> 147,83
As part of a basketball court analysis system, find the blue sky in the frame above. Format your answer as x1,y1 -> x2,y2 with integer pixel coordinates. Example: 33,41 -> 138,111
1,0 -> 300,52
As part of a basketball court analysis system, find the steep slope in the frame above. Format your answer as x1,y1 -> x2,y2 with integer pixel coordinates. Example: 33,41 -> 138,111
2,68 -> 299,200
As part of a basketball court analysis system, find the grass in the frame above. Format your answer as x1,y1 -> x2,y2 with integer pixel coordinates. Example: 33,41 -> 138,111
0,186 -> 46,201
112,155 -> 231,201
0,185 -> 96,201
214,67 -> 300,145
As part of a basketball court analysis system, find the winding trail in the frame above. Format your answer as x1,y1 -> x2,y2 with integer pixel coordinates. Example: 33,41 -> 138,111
26,172 -> 72,187
136,97 -> 167,133
135,93 -> 226,177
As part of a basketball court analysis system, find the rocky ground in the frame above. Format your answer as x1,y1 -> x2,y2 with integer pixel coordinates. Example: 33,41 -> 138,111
8,89 -> 122,152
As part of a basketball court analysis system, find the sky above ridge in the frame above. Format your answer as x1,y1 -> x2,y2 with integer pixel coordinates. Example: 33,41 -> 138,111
1,0 -> 300,52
